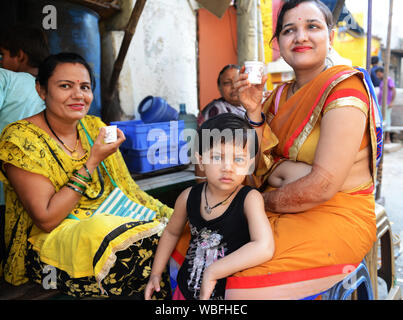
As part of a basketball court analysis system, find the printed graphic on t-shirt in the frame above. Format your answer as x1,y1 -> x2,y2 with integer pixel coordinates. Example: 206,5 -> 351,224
186,224 -> 226,299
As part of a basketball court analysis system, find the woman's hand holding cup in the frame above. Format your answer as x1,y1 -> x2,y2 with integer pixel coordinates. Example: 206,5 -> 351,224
234,65 -> 267,122
86,127 -> 126,169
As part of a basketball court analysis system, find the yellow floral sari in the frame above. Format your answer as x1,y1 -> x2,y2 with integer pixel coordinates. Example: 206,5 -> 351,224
0,115 -> 172,297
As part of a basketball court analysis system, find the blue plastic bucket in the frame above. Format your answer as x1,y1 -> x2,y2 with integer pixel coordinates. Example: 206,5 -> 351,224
138,96 -> 178,123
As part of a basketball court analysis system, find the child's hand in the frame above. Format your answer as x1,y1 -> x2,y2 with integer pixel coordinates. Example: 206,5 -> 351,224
144,274 -> 161,300
199,268 -> 217,300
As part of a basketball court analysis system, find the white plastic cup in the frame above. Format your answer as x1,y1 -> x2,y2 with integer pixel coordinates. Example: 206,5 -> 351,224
103,125 -> 117,143
244,61 -> 264,85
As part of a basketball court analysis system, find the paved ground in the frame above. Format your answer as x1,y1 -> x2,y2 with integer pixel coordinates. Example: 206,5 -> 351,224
377,143 -> 403,298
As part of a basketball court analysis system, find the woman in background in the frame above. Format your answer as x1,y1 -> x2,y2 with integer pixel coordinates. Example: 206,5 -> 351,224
197,64 -> 245,127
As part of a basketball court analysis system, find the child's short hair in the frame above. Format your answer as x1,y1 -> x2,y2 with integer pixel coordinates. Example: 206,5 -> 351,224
197,113 -> 259,158
0,24 -> 49,68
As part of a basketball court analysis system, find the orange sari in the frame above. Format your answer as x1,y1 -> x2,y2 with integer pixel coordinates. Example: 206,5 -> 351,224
173,65 -> 377,299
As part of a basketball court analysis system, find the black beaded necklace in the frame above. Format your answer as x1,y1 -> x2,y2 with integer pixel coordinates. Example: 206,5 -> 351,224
203,182 -> 238,214
44,110 -> 80,159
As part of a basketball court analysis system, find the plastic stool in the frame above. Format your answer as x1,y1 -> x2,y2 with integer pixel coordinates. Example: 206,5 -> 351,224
365,204 -> 402,300
374,204 -> 396,294
322,261 -> 374,300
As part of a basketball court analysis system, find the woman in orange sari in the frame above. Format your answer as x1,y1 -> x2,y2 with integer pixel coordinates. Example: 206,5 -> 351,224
173,0 -> 378,300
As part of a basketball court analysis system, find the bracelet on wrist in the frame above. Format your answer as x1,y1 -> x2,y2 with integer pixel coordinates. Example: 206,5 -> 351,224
245,112 -> 266,127
73,166 -> 92,183
83,164 -> 93,181
66,183 -> 85,195
71,175 -> 89,188
68,179 -> 87,192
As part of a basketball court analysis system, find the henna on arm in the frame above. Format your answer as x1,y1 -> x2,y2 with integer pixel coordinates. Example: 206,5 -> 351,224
263,163 -> 337,213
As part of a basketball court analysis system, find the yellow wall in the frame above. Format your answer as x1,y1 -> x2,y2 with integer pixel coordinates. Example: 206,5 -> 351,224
333,29 -> 366,68
260,0 -> 274,89
261,0 -> 273,63
333,12 -> 381,68
259,5 -> 382,87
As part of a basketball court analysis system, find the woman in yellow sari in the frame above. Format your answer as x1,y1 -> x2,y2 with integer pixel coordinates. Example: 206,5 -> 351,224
173,0 -> 378,300
0,53 -> 172,298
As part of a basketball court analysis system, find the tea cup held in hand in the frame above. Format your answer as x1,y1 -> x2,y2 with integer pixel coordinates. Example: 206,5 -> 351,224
244,61 -> 264,85
103,125 -> 117,143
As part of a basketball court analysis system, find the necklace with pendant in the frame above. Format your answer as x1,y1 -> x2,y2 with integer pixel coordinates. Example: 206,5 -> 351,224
44,110 -> 80,159
204,182 -> 238,214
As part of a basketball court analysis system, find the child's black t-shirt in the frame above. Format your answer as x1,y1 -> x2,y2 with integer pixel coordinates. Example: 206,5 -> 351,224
176,182 -> 253,300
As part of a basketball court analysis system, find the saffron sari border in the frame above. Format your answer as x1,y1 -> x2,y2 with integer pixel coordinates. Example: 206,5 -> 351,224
286,70 -> 357,160
225,262 -> 359,289
172,247 -> 359,291
225,273 -> 349,300
323,97 -> 369,117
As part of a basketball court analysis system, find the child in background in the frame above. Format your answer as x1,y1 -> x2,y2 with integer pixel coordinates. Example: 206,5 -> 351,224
0,25 -> 49,265
145,113 -> 274,300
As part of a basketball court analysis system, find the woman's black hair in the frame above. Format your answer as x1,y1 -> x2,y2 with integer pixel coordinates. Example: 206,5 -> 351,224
271,0 -> 334,44
197,113 -> 259,158
217,64 -> 241,86
36,52 -> 95,90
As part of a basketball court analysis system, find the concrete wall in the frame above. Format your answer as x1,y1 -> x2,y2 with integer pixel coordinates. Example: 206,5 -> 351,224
102,0 -> 198,120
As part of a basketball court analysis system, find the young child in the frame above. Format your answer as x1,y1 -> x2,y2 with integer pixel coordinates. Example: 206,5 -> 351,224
0,24 -> 49,77
0,24 -> 49,238
145,113 -> 274,300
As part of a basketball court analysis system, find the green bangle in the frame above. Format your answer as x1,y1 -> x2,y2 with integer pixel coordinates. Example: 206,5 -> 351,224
73,169 -> 92,183
66,183 -> 84,195
68,179 -> 87,191
83,164 -> 93,181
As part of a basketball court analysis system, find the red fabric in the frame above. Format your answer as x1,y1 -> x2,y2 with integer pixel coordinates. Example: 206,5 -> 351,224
172,286 -> 186,300
349,185 -> 374,196
324,88 -> 370,110
226,263 -> 359,289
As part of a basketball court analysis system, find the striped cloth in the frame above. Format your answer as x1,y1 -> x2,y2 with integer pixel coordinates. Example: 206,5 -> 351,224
92,187 -> 156,221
